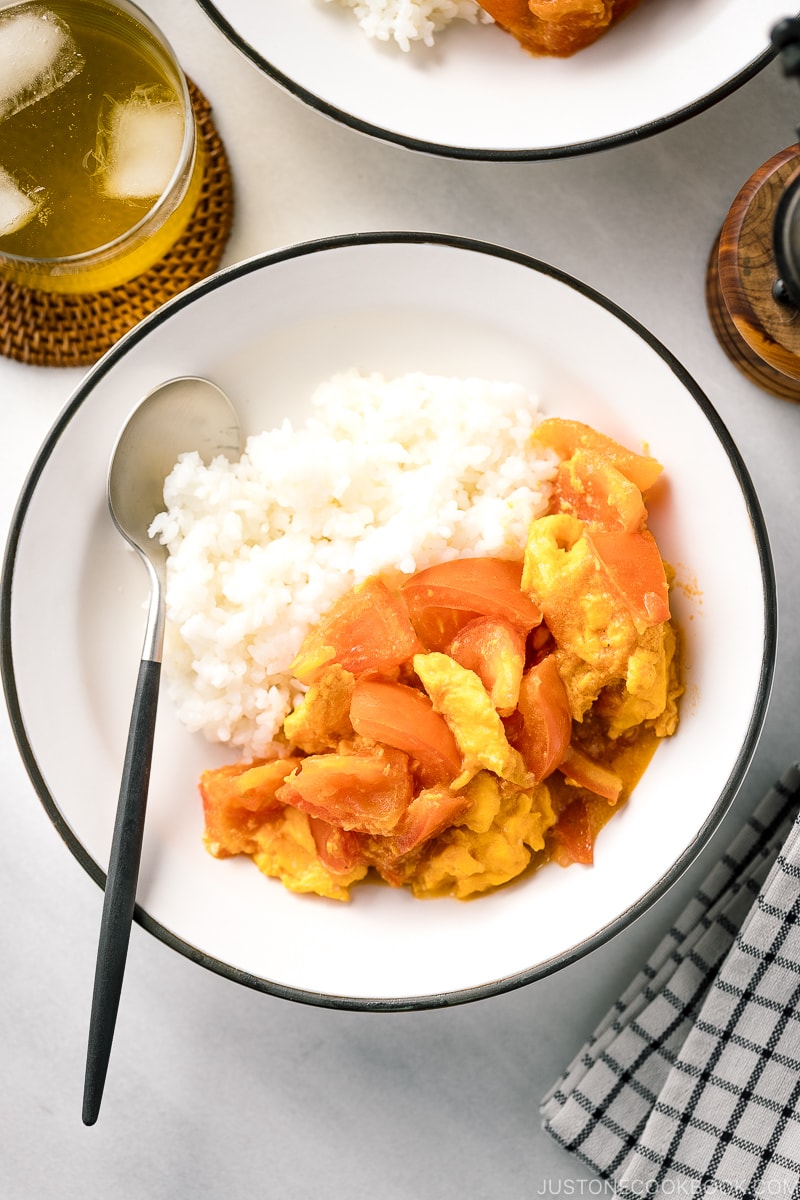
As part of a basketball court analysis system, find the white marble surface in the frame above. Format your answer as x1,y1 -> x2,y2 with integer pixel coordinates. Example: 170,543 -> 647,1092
2,3 -> 799,1195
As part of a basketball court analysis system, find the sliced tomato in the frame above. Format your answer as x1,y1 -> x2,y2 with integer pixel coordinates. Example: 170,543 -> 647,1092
549,797 -> 595,866
552,449 -> 647,533
358,786 -> 471,886
401,557 -> 542,640
405,605 -> 476,653
392,786 -> 471,855
511,654 -> 572,782
308,817 -> 366,874
277,745 -> 413,835
291,577 -> 423,684
349,678 -> 462,787
533,418 -> 663,493
200,757 -> 301,856
557,744 -> 623,803
586,528 -> 670,626
550,791 -> 619,866
446,615 -> 526,716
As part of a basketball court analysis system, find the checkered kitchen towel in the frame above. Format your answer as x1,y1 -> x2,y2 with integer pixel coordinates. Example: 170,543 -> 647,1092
542,764 -> 800,1199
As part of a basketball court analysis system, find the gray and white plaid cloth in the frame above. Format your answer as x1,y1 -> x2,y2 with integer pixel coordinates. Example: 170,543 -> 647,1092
541,763 -> 800,1199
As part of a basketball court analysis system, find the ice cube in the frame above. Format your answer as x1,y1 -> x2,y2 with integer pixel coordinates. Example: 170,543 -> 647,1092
0,165 -> 45,236
0,6 -> 84,122
96,86 -> 184,201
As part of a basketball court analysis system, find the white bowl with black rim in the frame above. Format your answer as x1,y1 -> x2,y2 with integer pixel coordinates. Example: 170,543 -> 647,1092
1,232 -> 776,1010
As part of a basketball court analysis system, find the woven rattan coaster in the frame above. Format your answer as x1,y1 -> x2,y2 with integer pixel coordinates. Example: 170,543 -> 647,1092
0,81 -> 234,369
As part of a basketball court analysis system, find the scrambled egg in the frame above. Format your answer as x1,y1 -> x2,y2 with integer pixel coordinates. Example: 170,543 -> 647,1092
523,513 -> 640,686
412,652 -> 532,790
409,772 -> 556,899
252,807 -> 367,903
523,512 -> 678,728
282,664 -> 354,753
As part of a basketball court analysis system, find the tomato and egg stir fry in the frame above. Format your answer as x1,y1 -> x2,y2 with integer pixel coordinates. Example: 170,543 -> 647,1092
199,417 -> 683,901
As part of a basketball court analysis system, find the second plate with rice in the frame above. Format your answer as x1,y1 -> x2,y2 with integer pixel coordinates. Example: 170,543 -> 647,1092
196,0 -> 786,158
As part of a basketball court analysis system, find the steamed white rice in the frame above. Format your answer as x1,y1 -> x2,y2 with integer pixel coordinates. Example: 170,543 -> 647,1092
150,370 -> 558,758
324,0 -> 492,51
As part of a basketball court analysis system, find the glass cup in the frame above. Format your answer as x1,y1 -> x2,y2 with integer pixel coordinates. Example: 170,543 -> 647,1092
0,0 -> 203,294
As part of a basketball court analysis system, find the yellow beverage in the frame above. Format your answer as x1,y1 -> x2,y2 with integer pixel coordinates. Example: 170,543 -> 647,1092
0,0 -> 202,293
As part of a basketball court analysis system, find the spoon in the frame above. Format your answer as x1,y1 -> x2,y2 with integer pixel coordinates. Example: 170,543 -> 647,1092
82,377 -> 243,1127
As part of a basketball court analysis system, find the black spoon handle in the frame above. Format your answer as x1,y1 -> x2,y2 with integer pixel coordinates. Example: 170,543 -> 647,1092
82,656 -> 161,1126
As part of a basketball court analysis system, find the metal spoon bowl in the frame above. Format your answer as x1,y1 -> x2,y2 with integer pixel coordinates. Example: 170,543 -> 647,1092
83,377 -> 242,1126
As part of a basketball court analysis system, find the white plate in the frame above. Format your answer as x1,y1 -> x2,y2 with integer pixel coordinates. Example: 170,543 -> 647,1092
196,0 -> 789,158
1,234 -> 775,1008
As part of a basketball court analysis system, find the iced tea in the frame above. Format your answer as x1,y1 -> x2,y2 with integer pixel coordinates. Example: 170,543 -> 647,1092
0,0 -> 202,293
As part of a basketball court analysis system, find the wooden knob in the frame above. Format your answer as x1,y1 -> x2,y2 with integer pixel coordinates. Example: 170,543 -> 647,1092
706,144 -> 800,401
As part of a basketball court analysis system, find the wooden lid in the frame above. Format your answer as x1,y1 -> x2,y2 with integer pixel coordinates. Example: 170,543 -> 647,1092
706,145 -> 800,401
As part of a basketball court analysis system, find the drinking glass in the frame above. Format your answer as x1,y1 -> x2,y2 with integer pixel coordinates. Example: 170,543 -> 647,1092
0,0 -> 202,293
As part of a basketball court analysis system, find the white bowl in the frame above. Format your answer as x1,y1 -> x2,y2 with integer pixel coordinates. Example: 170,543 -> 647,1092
196,0 -> 787,159
1,234 -> 776,1008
